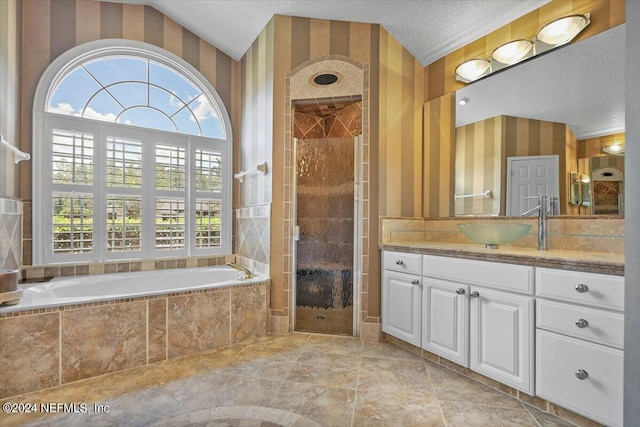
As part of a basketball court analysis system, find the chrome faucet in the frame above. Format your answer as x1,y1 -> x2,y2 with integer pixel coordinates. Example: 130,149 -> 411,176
227,262 -> 255,279
522,195 -> 549,251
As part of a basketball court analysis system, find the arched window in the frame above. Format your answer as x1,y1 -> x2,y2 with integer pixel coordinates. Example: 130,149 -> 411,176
32,40 -> 232,264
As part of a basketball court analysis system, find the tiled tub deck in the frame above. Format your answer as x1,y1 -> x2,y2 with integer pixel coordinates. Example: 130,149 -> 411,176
0,280 -> 269,399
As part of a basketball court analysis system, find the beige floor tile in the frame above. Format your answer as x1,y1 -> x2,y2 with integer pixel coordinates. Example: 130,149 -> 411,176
427,361 -> 523,409
286,351 -> 360,390
439,401 -> 539,427
302,334 -> 363,356
354,387 -> 445,427
361,341 -> 422,360
270,381 -> 356,426
523,403 -> 579,427
358,356 -> 434,395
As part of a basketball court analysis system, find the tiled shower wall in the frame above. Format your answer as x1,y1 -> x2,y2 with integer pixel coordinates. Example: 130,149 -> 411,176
235,204 -> 270,275
0,198 -> 22,270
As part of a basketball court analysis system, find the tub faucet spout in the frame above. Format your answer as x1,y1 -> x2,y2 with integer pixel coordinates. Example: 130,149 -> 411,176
522,195 -> 548,251
227,262 -> 255,279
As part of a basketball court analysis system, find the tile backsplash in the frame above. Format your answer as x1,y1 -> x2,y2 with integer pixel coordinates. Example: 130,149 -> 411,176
0,198 -> 22,270
235,203 -> 270,275
381,215 -> 624,254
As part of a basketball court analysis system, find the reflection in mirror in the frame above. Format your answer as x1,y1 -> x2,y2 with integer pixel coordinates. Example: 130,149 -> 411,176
453,24 -> 624,217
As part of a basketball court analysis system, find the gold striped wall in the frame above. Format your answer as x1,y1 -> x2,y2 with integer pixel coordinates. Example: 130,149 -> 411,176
455,116 -> 504,216
377,28 -> 424,218
20,0 -> 240,202
423,92 -> 455,217
424,0 -> 625,102
578,132 -> 626,158
239,18 -> 274,208
0,0 -> 20,199
454,116 -> 579,216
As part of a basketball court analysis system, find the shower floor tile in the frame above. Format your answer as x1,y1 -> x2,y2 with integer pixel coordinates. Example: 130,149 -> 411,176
2,334 -> 573,427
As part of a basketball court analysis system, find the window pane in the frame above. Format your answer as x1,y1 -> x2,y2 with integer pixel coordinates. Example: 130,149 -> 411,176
149,85 -> 185,116
107,82 -> 147,108
117,107 -> 176,133
155,198 -> 185,250
195,149 -> 222,191
106,137 -> 142,188
107,196 -> 142,252
149,61 -> 200,104
53,193 -> 93,254
84,89 -> 122,122
173,106 -> 200,136
52,129 -> 94,185
84,56 -> 148,86
155,144 -> 186,190
195,199 -> 221,248
48,67 -> 101,116
188,94 -> 225,138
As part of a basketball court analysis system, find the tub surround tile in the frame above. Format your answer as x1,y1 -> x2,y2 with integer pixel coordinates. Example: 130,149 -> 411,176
0,313 -> 59,398
167,291 -> 230,358
148,298 -> 167,363
230,285 -> 268,344
61,302 -> 147,383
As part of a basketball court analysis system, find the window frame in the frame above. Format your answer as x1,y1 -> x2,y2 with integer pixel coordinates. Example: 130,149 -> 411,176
33,40 -> 232,265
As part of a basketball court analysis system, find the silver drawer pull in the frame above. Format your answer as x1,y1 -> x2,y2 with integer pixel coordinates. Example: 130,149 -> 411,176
575,284 -> 589,293
456,288 -> 466,295
396,260 -> 404,266
575,369 -> 589,380
470,291 -> 480,298
411,279 -> 420,285
575,319 -> 589,328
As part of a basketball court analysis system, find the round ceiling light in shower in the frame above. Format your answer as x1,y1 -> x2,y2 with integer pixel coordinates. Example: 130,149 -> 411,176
312,73 -> 339,86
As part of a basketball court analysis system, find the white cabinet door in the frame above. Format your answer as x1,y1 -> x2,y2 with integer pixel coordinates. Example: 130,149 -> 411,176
470,287 -> 534,395
382,270 -> 421,346
422,278 -> 469,366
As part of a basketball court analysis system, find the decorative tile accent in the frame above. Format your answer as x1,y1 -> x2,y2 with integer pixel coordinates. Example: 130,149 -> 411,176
236,203 -> 270,275
0,198 -> 22,271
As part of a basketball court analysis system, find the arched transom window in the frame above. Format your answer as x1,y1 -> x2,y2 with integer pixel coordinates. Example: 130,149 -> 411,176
33,41 -> 232,264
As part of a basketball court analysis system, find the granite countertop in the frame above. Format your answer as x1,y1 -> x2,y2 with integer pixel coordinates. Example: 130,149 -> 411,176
379,242 -> 624,276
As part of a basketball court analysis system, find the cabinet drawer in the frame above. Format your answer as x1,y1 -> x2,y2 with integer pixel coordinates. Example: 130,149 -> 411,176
536,330 -> 623,427
537,300 -> 624,349
422,255 -> 533,294
536,268 -> 624,311
383,251 -> 422,275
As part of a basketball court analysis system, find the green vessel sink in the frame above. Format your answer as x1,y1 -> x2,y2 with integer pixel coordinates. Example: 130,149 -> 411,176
457,223 -> 532,249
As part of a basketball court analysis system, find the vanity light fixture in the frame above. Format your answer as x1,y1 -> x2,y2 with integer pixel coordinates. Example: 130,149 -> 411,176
603,143 -> 625,155
455,13 -> 590,84
536,14 -> 591,46
492,39 -> 534,65
455,59 -> 491,84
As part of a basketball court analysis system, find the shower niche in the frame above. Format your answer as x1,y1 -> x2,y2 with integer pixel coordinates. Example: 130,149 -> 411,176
293,97 -> 362,335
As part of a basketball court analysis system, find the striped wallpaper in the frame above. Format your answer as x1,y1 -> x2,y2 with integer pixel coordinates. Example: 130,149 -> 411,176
454,115 -> 578,216
578,132 -> 626,158
20,0 -> 239,202
424,0 -> 625,102
0,0 -> 20,199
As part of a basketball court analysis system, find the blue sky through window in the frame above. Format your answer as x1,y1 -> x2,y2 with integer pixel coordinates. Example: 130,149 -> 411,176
47,55 -> 225,139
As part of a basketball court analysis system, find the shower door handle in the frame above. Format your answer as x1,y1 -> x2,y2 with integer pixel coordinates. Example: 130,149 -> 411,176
294,225 -> 301,241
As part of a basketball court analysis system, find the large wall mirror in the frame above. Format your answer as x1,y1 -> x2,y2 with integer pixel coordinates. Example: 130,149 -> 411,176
452,23 -> 625,217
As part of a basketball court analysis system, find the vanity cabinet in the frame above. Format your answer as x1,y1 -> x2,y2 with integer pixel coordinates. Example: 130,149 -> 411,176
422,255 -> 535,395
381,251 -> 422,346
536,268 -> 624,427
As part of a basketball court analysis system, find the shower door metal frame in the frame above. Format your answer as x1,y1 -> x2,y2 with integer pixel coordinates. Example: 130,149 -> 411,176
291,135 -> 362,337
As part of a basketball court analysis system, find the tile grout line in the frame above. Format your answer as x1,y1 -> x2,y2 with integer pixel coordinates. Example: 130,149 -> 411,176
349,343 -> 364,427
520,400 -> 544,427
424,360 -> 449,427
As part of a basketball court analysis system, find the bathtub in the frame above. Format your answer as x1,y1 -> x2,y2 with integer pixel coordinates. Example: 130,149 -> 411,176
0,265 -> 270,398
2,266 -> 268,313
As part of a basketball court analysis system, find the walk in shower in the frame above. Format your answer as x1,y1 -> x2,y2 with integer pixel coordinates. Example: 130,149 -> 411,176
292,98 -> 362,335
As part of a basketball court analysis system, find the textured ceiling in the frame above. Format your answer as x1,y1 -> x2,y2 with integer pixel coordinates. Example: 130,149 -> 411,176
112,0 -> 550,65
456,24 -> 625,140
